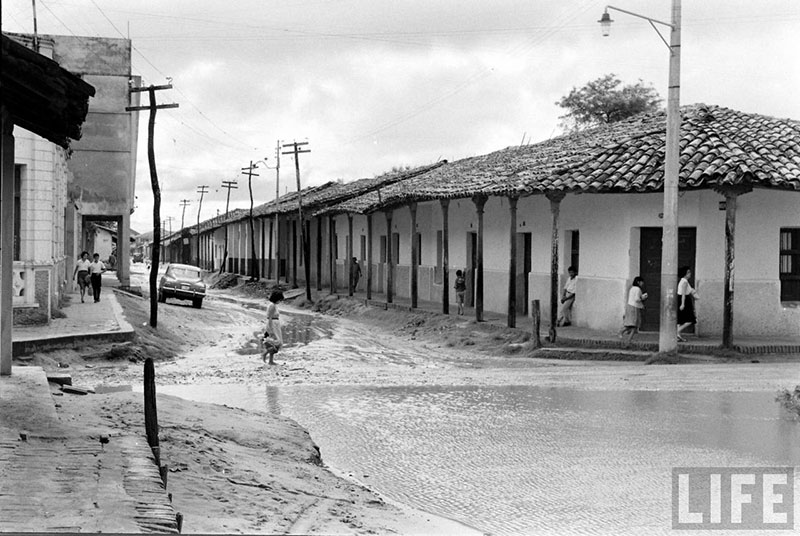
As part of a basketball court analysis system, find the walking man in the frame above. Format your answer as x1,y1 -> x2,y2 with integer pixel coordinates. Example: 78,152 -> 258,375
557,266 -> 578,327
88,253 -> 107,303
350,257 -> 362,292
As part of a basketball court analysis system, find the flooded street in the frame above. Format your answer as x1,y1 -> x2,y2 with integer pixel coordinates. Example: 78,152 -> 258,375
80,271 -> 800,535
154,383 -> 800,535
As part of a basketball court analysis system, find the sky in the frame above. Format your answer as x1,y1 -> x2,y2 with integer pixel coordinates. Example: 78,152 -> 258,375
2,0 -> 799,234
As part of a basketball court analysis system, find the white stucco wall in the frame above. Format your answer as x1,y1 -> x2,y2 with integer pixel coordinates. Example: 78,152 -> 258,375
297,187 -> 798,339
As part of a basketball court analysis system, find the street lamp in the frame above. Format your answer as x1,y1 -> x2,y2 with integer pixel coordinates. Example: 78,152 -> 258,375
600,1 -> 681,355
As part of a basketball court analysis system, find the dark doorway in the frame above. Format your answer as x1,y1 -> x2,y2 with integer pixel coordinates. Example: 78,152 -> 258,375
466,232 -> 477,307
639,227 -> 697,331
516,232 -> 532,315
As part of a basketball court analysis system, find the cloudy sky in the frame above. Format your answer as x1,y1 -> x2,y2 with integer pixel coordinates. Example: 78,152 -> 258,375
3,0 -> 799,233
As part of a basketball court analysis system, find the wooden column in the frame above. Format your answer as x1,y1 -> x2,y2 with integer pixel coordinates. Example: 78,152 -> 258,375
507,196 -> 519,328
292,219 -> 298,288
472,194 -> 487,322
409,203 -> 418,309
316,217 -> 323,290
719,185 -> 752,349
367,213 -> 373,300
1,111 -> 14,375
546,191 -> 565,343
441,199 -> 450,314
267,218 -> 274,279
275,214 -> 281,282
260,218 -> 266,280
347,214 -> 354,296
329,215 -> 337,294
385,209 -> 394,304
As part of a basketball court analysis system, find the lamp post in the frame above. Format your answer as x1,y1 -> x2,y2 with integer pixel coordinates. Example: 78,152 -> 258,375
600,1 -> 681,355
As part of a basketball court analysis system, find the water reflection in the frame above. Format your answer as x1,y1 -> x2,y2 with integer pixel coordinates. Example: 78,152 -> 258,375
157,384 -> 800,535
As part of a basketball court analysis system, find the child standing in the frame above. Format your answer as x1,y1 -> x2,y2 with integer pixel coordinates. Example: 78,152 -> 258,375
620,277 -> 648,345
262,290 -> 285,365
454,270 -> 466,315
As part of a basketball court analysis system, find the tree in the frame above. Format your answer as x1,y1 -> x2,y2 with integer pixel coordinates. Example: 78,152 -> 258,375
556,74 -> 662,132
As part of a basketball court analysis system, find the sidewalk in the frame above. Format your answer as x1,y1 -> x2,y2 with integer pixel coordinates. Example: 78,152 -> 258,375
0,367 -> 178,533
308,283 -> 800,356
12,277 -> 134,357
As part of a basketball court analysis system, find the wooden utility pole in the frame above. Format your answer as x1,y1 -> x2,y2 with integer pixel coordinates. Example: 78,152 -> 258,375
273,141 -> 281,281
242,161 -> 260,281
282,141 -> 312,301
196,185 -> 209,267
126,84 -> 178,328
179,199 -> 191,230
219,179 -> 238,274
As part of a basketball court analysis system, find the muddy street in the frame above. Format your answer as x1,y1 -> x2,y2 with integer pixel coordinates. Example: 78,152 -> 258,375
58,280 -> 800,535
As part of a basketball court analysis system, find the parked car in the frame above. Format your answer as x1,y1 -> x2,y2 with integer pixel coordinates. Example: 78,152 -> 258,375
132,252 -> 144,263
158,263 -> 206,308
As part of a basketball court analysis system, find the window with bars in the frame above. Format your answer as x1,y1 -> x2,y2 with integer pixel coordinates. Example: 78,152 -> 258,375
780,228 -> 800,301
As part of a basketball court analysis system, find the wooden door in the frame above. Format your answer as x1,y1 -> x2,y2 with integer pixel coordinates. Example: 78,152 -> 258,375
516,233 -> 532,314
466,232 -> 477,307
639,227 -> 697,331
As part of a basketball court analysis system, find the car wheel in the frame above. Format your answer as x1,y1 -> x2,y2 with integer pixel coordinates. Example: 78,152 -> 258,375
192,298 -> 203,309
158,291 -> 166,303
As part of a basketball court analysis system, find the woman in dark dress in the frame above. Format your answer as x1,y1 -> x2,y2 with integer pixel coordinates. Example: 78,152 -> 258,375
676,266 -> 697,342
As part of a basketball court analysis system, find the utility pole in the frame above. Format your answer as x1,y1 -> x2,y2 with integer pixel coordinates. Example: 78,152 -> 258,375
196,185 -> 209,268
179,199 -> 191,230
242,161 -> 260,281
271,140 -> 281,282
126,84 -> 178,328
31,0 -> 40,52
282,141 -> 311,300
219,179 -> 238,274
165,216 -> 174,235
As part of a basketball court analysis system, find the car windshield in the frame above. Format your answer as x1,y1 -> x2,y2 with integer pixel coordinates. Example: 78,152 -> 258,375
168,267 -> 201,281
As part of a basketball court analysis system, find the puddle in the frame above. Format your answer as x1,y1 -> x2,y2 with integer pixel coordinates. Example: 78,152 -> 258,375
154,383 -> 800,535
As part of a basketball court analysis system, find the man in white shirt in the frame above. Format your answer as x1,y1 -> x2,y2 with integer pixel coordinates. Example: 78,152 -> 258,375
557,266 -> 578,327
88,253 -> 107,303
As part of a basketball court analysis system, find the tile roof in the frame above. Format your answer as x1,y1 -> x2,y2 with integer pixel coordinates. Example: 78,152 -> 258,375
547,104 -> 800,193
316,104 -> 798,215
247,162 -> 446,219
3,33 -> 95,148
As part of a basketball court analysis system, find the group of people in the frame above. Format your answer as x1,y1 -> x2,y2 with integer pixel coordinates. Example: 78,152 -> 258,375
617,266 -> 698,344
261,262 -> 700,365
557,265 -> 699,345
72,251 -> 108,303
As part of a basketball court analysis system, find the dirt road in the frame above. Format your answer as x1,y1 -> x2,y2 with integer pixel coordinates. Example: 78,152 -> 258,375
46,281 -> 797,534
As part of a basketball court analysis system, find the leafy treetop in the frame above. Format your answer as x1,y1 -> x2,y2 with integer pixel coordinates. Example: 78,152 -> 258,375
556,74 -> 663,132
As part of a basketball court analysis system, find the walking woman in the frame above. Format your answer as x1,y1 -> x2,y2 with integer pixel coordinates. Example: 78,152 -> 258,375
261,290 -> 285,365
72,251 -> 91,303
677,266 -> 698,342
619,277 -> 648,345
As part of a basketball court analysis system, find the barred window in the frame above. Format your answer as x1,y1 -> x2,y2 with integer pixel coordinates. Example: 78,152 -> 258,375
780,228 -> 800,301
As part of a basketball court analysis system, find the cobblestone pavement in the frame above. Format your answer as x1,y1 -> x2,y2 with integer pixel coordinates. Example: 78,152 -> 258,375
0,367 -> 178,533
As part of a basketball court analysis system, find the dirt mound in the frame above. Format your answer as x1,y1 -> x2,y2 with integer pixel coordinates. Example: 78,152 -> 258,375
208,273 -> 240,289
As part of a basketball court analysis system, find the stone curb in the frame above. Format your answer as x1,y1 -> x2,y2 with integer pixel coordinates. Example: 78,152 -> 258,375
12,289 -> 135,357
